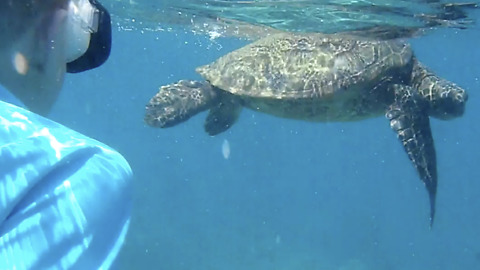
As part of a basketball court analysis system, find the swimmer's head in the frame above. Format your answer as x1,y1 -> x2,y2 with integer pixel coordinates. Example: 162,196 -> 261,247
0,0 -> 112,115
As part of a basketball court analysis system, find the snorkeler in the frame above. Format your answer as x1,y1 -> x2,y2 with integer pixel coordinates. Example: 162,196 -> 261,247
0,0 -> 132,269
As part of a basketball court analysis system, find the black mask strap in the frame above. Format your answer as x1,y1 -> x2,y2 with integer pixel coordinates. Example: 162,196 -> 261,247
66,0 -> 111,73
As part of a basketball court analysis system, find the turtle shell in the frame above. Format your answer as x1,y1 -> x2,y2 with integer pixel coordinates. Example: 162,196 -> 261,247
196,33 -> 414,100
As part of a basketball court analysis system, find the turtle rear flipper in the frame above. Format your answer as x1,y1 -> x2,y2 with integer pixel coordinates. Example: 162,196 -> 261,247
145,80 -> 219,128
386,84 -> 437,227
204,92 -> 243,136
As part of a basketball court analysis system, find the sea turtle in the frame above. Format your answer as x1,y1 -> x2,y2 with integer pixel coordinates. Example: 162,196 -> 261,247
145,32 -> 467,226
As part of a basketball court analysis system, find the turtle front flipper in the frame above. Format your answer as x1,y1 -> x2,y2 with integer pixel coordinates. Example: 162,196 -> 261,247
205,92 -> 243,136
145,80 -> 219,128
411,61 -> 468,120
386,84 -> 437,227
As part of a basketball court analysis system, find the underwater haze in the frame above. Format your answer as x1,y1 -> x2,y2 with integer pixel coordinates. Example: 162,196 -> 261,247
48,17 -> 480,270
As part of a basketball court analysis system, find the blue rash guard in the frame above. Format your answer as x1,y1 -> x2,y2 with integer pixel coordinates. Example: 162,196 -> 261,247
0,94 -> 132,269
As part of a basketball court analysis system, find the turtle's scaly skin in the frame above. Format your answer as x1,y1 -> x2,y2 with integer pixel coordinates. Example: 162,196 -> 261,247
145,33 -> 468,226
411,61 -> 467,119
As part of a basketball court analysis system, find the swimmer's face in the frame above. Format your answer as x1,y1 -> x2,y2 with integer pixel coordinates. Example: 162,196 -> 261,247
0,0 -> 70,115
0,1 -> 68,47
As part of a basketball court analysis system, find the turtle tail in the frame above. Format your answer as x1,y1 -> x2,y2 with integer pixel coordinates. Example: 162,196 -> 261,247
145,80 -> 219,128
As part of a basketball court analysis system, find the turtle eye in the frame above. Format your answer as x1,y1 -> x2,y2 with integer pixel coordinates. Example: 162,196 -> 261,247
455,89 -> 468,103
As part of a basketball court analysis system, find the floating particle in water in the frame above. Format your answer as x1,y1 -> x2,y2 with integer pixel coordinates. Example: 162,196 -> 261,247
85,102 -> 92,115
222,139 -> 230,159
275,234 -> 281,244
13,52 -> 28,75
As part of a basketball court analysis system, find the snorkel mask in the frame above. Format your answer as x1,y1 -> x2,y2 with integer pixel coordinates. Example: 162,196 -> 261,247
66,0 -> 111,73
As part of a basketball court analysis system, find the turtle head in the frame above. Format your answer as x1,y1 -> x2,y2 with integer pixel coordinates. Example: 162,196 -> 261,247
412,61 -> 468,120
428,82 -> 467,120
145,80 -> 218,128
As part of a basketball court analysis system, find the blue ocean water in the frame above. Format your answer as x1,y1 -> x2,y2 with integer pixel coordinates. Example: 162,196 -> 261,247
48,27 -> 480,269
